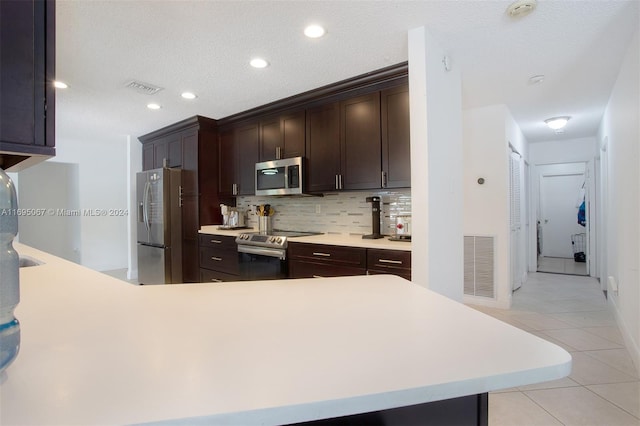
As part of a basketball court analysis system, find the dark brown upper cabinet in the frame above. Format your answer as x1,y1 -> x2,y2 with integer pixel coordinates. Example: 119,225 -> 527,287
218,127 -> 236,197
259,110 -> 305,161
340,92 -> 382,190
381,85 -> 411,188
218,122 -> 259,196
236,123 -> 259,195
305,102 -> 341,192
0,0 -> 56,171
142,133 -> 183,170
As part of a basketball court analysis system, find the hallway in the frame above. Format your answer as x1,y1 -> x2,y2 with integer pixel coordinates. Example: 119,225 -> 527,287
470,272 -> 639,425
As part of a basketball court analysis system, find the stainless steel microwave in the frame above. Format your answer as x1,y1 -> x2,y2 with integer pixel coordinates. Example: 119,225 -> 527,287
255,156 -> 304,196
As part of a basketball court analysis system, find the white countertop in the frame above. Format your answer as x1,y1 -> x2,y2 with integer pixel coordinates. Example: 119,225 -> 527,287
1,244 -> 570,425
199,225 -> 412,251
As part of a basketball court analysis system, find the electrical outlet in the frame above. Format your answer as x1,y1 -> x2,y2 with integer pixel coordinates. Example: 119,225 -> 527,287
315,205 -> 321,214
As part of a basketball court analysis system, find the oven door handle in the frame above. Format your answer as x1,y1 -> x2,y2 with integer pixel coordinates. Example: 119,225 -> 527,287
237,244 -> 287,260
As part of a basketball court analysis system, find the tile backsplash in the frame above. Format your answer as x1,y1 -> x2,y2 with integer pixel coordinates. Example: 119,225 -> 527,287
236,190 -> 411,235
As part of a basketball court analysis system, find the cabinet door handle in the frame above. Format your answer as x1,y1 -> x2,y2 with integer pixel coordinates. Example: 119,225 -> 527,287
312,275 -> 324,278
276,146 -> 282,160
381,171 -> 387,188
210,239 -> 222,244
335,174 -> 339,190
379,259 -> 403,265
339,174 -> 343,189
232,183 -> 238,195
312,252 -> 331,257
210,278 -> 223,283
211,256 -> 223,261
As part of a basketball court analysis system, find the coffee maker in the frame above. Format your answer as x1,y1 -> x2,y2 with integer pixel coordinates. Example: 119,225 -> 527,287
362,196 -> 383,239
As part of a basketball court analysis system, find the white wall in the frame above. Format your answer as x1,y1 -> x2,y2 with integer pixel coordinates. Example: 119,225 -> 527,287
16,162 -> 81,263
408,26 -> 464,301
462,105 -> 514,308
44,135 -> 131,271
597,30 -> 639,372
530,137 -> 597,165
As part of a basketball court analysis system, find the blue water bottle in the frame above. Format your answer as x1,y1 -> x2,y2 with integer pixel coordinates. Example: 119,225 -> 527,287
0,167 -> 20,373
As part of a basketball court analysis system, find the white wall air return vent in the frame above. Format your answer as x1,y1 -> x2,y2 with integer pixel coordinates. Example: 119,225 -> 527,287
124,80 -> 164,95
464,236 -> 495,298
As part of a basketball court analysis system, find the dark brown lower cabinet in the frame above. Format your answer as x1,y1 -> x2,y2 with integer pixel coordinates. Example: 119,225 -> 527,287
367,249 -> 411,280
288,242 -> 366,278
289,243 -> 411,280
290,393 -> 488,426
198,234 -> 240,282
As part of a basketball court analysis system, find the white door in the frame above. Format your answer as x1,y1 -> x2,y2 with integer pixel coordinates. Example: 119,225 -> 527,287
540,172 -> 585,258
510,151 -> 523,290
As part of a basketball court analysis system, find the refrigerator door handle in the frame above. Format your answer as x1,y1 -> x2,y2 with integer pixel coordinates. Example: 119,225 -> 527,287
143,181 -> 151,232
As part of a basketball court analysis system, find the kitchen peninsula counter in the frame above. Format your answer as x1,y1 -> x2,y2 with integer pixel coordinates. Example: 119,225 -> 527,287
199,225 -> 412,251
2,243 -> 571,425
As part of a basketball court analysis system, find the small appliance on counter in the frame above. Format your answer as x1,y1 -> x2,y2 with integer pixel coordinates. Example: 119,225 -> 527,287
363,196 -> 383,239
219,204 -> 248,229
389,215 -> 412,241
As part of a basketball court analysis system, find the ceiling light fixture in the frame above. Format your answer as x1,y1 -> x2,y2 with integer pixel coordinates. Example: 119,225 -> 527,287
544,116 -> 570,130
507,0 -> 537,18
181,92 -> 197,100
53,81 -> 68,89
147,103 -> 161,110
250,58 -> 269,68
304,24 -> 326,38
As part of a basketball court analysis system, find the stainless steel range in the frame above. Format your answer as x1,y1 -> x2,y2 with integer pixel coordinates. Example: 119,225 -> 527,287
236,230 -> 320,260
235,230 -> 321,280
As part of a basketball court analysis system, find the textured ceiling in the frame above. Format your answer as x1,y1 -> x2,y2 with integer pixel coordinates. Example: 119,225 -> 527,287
55,0 -> 639,145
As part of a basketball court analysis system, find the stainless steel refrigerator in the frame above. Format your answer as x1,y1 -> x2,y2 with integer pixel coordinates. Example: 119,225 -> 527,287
137,168 -> 182,284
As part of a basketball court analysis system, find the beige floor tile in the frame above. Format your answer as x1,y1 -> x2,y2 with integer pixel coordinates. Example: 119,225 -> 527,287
518,376 -> 581,391
582,326 -> 626,346
584,349 -> 640,378
569,352 -> 639,386
489,391 -> 562,426
524,386 -> 640,425
509,312 -> 575,331
551,310 -> 617,328
587,382 -> 640,418
542,328 -> 623,351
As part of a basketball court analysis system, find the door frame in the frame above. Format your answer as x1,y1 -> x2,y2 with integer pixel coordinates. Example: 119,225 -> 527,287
530,161 -> 596,277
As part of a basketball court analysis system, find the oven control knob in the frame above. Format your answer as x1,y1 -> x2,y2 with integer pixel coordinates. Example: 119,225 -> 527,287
276,237 -> 282,244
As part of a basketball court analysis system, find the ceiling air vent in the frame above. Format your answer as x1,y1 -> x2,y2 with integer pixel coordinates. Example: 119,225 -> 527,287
124,80 -> 164,95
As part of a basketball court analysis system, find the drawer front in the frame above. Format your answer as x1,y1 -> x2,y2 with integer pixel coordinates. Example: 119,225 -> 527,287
367,249 -> 411,272
200,268 -> 240,283
288,242 -> 366,268
199,234 -> 237,250
289,260 -> 366,279
199,246 -> 239,275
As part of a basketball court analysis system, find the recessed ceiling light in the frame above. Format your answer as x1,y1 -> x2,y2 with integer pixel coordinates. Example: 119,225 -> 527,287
544,116 -> 570,130
53,81 -> 68,89
147,103 -> 161,110
304,24 -> 326,38
181,92 -> 197,100
507,0 -> 537,18
250,58 -> 269,68
528,74 -> 545,85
